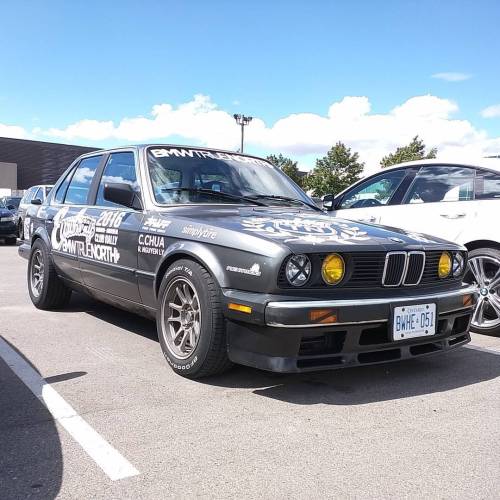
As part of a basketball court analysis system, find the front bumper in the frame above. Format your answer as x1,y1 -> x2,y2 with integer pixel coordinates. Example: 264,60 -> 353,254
223,285 -> 477,373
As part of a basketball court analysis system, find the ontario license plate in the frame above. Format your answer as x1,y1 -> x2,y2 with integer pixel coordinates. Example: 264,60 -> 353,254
392,303 -> 436,341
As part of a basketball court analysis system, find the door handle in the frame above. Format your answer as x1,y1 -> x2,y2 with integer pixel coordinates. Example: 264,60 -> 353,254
439,213 -> 466,219
360,216 -> 377,223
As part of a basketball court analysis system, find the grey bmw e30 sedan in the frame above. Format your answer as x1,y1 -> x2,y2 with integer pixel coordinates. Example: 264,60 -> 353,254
19,145 -> 477,378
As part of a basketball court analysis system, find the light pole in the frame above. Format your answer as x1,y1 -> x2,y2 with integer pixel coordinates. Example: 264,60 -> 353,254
233,114 -> 252,153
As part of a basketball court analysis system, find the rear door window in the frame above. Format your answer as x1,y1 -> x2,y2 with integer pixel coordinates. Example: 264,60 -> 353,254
64,156 -> 103,205
404,166 -> 475,204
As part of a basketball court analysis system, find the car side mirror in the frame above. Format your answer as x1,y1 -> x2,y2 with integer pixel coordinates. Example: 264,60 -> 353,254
31,198 -> 42,205
104,183 -> 142,210
322,194 -> 336,211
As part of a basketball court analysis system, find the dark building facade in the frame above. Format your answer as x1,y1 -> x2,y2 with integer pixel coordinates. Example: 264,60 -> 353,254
0,137 -> 99,190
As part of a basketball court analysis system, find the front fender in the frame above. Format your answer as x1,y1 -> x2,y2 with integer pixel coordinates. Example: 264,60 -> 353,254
154,240 -> 228,297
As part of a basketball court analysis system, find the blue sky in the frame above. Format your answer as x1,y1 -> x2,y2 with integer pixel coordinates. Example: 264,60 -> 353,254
1,0 -> 499,170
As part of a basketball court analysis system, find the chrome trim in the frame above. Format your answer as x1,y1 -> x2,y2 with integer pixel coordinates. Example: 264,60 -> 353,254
267,318 -> 388,328
403,251 -> 426,286
266,285 -> 478,310
266,288 -> 477,328
382,251 -> 407,287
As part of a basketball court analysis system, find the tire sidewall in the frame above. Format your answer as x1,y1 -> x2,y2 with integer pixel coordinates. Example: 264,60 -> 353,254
467,247 -> 500,335
156,260 -> 218,376
28,240 -> 50,307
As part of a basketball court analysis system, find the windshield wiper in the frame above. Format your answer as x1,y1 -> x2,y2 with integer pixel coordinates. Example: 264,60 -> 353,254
249,194 -> 322,212
160,187 -> 268,206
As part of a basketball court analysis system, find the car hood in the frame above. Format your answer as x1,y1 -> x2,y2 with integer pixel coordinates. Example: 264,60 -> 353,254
162,206 -> 461,254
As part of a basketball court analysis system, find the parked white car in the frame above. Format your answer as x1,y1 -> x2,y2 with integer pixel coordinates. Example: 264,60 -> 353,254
324,159 -> 500,335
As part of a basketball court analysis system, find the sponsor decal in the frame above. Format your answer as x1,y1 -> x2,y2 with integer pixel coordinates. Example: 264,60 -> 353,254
226,263 -> 262,277
241,215 -> 370,245
142,216 -> 172,233
138,233 -> 165,256
51,207 -> 124,264
150,148 -> 270,167
405,232 -> 436,244
181,224 -> 217,240
24,217 -> 31,239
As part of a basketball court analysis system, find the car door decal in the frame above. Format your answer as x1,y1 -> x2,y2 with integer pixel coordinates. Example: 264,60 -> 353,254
51,207 -> 125,264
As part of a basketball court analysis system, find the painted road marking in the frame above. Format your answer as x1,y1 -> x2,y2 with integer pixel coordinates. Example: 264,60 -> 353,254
466,344 -> 500,356
0,337 -> 139,481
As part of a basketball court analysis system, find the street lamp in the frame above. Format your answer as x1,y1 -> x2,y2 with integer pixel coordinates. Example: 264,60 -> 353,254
233,114 -> 253,153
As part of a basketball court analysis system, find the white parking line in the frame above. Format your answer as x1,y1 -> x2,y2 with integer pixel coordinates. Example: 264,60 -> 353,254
466,344 -> 500,355
0,337 -> 139,481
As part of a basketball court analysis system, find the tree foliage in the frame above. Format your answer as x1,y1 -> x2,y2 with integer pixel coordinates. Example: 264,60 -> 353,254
305,142 -> 364,197
381,135 -> 437,168
266,154 -> 304,187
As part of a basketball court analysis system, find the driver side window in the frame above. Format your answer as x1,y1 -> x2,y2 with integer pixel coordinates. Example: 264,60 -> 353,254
339,170 -> 406,209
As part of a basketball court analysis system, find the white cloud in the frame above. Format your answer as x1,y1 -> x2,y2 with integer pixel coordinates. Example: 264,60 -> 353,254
431,72 -> 472,82
481,104 -> 500,118
0,122 -> 27,139
3,93 -> 500,175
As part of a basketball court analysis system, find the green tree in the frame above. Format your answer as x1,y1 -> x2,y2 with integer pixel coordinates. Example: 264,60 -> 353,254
266,154 -> 304,187
381,135 -> 437,168
306,142 -> 364,197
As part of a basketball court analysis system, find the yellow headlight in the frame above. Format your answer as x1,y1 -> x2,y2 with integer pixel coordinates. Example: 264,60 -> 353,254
438,252 -> 452,278
321,253 -> 345,285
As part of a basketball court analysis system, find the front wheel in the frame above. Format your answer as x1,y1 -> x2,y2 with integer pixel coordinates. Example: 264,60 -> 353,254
464,247 -> 500,336
28,239 -> 72,310
156,259 -> 232,378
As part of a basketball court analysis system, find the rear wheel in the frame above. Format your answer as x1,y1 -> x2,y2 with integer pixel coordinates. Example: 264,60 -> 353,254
464,247 -> 500,336
28,239 -> 72,309
5,237 -> 17,245
157,259 -> 232,378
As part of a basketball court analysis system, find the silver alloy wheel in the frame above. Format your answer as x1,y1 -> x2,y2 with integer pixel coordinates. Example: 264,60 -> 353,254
161,277 -> 202,359
465,255 -> 500,329
30,249 -> 45,298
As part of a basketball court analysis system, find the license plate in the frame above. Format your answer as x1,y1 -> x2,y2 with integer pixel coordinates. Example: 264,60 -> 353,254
392,303 -> 436,341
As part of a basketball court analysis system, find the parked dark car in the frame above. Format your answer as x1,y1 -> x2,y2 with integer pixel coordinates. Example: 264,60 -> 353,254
0,198 -> 18,244
19,145 -> 476,378
17,185 -> 53,239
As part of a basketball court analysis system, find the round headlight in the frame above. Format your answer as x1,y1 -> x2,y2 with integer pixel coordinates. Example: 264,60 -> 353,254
321,253 -> 345,285
285,254 -> 311,287
452,252 -> 465,277
438,251 -> 452,278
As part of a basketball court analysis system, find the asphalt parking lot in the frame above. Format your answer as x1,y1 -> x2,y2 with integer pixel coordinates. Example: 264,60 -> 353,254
1,244 -> 499,499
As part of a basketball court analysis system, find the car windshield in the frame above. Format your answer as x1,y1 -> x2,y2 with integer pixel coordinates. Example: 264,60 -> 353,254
146,147 -> 313,207
5,197 -> 21,209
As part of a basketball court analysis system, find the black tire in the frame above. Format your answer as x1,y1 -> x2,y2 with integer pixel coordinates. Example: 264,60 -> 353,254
27,239 -> 72,310
156,259 -> 232,378
465,247 -> 500,336
5,237 -> 17,245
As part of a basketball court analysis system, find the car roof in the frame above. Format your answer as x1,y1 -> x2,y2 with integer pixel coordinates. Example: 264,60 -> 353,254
379,157 -> 500,173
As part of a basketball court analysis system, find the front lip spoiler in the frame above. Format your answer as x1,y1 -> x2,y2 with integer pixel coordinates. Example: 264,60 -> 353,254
265,285 -> 477,328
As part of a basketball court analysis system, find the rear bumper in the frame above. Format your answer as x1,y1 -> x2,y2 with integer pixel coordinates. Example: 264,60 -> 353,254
223,285 -> 477,373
